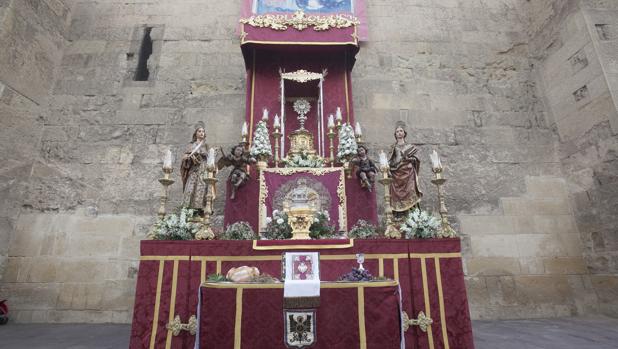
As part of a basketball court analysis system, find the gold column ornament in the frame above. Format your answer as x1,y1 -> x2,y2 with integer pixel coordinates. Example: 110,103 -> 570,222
166,314 -> 197,336
158,150 -> 175,219
327,125 -> 336,167
378,151 -> 400,238
196,155 -> 217,240
287,207 -> 316,240
272,125 -> 282,168
402,311 -> 433,333
430,151 -> 457,238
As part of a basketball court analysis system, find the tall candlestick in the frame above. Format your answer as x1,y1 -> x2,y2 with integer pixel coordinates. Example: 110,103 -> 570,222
262,108 -> 269,121
335,107 -> 343,130
430,150 -> 442,171
274,114 -> 280,129
241,122 -> 248,137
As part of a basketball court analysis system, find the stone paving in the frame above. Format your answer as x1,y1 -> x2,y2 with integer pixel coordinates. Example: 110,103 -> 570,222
0,316 -> 617,348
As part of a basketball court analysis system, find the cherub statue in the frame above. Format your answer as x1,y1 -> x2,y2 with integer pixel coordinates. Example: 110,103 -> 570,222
352,145 -> 378,192
217,144 -> 256,199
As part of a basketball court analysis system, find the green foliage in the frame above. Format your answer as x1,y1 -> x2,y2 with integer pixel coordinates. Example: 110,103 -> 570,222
309,210 -> 336,239
262,210 -> 293,240
348,219 -> 378,239
150,207 -> 200,240
221,221 -> 256,240
206,273 -> 228,282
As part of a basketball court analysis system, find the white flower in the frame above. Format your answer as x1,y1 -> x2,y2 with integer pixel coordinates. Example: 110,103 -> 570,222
277,218 -> 284,224
265,217 -> 272,224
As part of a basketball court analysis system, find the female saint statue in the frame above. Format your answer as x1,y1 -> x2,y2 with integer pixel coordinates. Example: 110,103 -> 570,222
388,125 -> 422,215
180,126 -> 210,214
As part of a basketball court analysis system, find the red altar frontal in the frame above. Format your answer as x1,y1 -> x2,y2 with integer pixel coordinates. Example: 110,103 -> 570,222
129,239 -> 474,349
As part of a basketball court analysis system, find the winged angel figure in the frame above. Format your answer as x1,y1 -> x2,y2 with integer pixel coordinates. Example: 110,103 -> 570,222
288,314 -> 313,344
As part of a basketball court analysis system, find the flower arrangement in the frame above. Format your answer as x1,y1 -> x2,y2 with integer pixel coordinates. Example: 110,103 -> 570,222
150,207 -> 200,240
262,210 -> 293,240
262,209 -> 336,239
309,210 -> 336,239
348,219 -> 378,239
221,221 -> 256,240
249,120 -> 272,159
399,208 -> 441,239
338,268 -> 374,282
337,123 -> 358,161
281,151 -> 325,168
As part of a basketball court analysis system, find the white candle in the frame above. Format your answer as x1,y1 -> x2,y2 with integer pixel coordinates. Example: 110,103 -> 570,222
207,147 -> 216,168
379,151 -> 388,169
335,107 -> 342,122
430,150 -> 442,170
163,149 -> 173,169
262,108 -> 269,121
241,122 -> 248,136
355,122 -> 362,136
274,114 -> 280,129
328,114 -> 335,128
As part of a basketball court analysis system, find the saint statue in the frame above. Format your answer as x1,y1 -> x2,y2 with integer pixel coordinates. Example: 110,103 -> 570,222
217,144 -> 256,199
180,126 -> 211,214
388,124 -> 422,215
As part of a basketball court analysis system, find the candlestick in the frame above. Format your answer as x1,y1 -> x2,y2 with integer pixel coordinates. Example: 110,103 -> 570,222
430,158 -> 456,238
262,108 -> 269,122
274,114 -> 280,129
196,166 -> 217,240
430,150 -> 442,171
379,150 -> 389,171
328,114 -> 335,129
355,121 -> 363,143
335,107 -> 342,130
273,125 -> 282,168
327,124 -> 336,167
157,166 -> 175,219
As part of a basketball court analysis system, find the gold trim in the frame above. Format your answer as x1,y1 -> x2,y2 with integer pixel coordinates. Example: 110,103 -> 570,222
140,252 -> 461,262
249,49 -> 256,148
166,315 -> 197,337
242,39 -> 358,46
239,10 -> 360,31
403,311 -> 433,333
421,257 -> 435,349
149,260 -> 165,349
216,260 -> 222,274
252,239 -> 354,250
258,167 -> 347,231
357,286 -> 367,349
200,260 -> 206,285
234,288 -> 243,349
140,256 -> 190,261
393,258 -> 399,281
378,258 -> 384,277
435,257 -> 450,349
201,280 -> 398,289
165,260 -> 179,349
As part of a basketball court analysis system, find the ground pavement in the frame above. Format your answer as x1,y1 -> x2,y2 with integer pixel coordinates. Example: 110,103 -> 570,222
0,316 -> 617,348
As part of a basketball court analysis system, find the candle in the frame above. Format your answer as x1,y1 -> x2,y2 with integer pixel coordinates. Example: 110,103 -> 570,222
328,114 -> 335,129
262,108 -> 269,121
335,107 -> 342,122
355,122 -> 362,136
207,147 -> 216,168
430,150 -> 442,170
379,151 -> 388,169
241,122 -> 248,136
163,149 -> 173,169
274,114 -> 280,129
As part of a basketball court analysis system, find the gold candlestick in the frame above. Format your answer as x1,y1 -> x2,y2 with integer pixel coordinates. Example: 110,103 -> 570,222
378,166 -> 400,238
273,127 -> 282,167
196,165 -> 217,240
158,167 -> 175,219
327,126 -> 336,167
431,167 -> 456,238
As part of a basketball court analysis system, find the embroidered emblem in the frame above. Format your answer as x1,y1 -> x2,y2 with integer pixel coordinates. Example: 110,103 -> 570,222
284,310 -> 317,348
293,255 -> 314,280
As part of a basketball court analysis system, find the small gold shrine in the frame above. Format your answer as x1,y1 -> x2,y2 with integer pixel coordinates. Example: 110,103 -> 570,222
288,128 -> 316,157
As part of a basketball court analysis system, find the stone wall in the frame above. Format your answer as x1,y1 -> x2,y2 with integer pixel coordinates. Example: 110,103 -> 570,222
0,0 -> 616,323
528,0 -> 618,316
0,0 -> 71,281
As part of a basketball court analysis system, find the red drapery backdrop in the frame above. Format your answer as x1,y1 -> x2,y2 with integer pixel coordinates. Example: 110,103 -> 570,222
129,239 -> 475,349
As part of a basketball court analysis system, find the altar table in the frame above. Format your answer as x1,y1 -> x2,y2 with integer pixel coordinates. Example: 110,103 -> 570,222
197,281 -> 402,349
129,239 -> 475,349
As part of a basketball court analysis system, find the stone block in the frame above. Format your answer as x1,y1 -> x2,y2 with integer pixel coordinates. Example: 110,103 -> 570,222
64,235 -> 121,257
100,279 -> 137,311
459,215 -> 514,235
543,257 -> 588,274
47,310 -> 114,323
55,259 -> 109,283
470,234 -> 520,257
67,215 -> 135,238
466,257 -> 521,276
0,283 -> 60,310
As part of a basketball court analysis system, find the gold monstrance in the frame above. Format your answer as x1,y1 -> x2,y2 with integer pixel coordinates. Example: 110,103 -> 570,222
288,99 -> 316,157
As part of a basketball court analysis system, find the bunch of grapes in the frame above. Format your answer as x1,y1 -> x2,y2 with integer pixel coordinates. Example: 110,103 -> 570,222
337,268 -> 374,282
